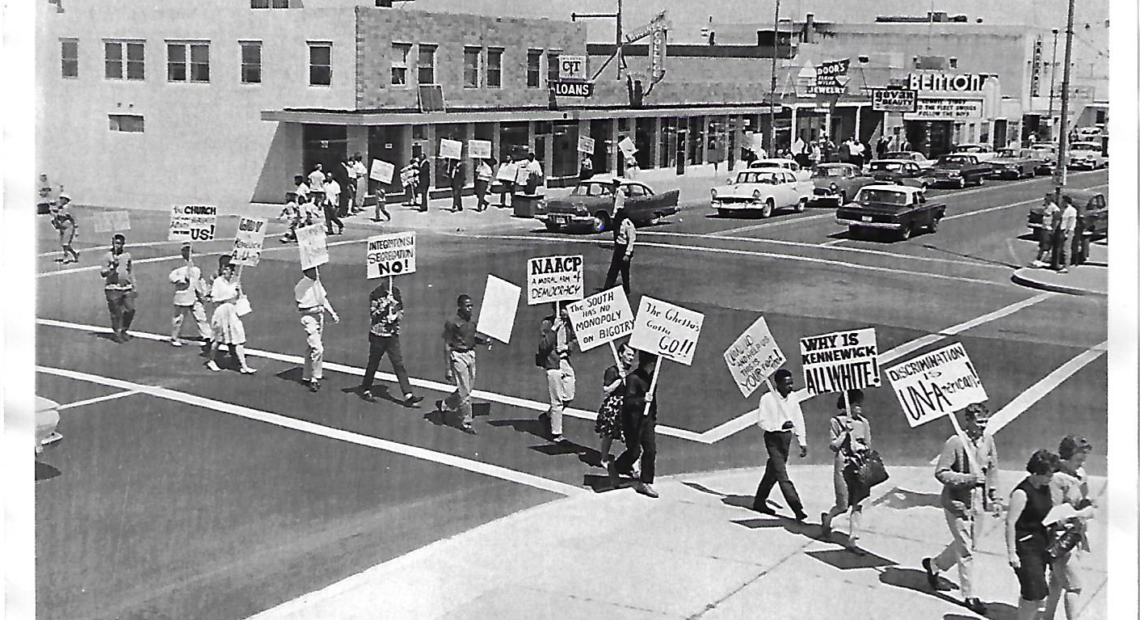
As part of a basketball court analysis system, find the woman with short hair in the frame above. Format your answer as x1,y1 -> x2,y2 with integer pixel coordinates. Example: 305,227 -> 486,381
1006,449 -> 1062,620
595,343 -> 635,469
1045,436 -> 1098,619
821,389 -> 872,555
206,256 -> 255,374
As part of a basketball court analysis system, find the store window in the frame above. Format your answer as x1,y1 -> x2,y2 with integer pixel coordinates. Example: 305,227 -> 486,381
251,0 -> 289,7
463,47 -> 481,88
417,45 -> 436,85
240,41 -> 261,84
527,49 -> 542,88
551,121 -> 579,179
104,40 -> 145,81
434,123 -> 465,189
659,118 -> 678,169
61,39 -> 78,78
487,48 -> 503,88
499,121 -> 529,163
391,43 -> 410,86
308,42 -> 332,86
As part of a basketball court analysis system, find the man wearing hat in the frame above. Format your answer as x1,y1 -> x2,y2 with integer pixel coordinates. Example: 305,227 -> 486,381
168,243 -> 213,347
51,193 -> 80,264
602,178 -> 635,295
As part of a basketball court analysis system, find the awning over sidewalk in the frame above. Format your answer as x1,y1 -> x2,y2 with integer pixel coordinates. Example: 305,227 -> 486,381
260,104 -> 795,126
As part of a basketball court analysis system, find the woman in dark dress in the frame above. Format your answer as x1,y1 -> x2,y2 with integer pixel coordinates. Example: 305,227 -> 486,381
595,343 -> 635,469
1005,449 -> 1060,620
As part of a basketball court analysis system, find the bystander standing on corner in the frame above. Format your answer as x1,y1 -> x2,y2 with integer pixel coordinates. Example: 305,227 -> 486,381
418,154 -> 432,212
1032,197 -> 1061,268
352,154 -> 368,214
1056,196 -> 1078,273
438,294 -> 491,434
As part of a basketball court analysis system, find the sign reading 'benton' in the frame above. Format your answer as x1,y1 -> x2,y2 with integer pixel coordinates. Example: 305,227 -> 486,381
907,73 -> 989,92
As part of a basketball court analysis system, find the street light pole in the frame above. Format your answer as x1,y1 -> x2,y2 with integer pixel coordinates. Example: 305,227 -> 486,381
1053,0 -> 1075,203
767,0 -> 780,154
1047,27 -> 1059,140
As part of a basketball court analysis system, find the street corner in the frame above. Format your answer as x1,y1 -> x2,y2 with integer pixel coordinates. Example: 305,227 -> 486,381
1011,263 -> 1107,297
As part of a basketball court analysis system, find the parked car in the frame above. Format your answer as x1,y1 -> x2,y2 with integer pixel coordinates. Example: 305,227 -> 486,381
749,158 -> 812,181
929,154 -> 993,188
35,396 -> 62,455
537,175 -> 680,233
809,163 -> 878,206
952,143 -> 998,162
1026,144 -> 1058,174
882,151 -> 935,169
1066,141 -> 1107,170
1026,188 -> 1108,238
711,168 -> 812,218
866,159 -> 934,189
835,184 -> 947,241
988,148 -> 1043,179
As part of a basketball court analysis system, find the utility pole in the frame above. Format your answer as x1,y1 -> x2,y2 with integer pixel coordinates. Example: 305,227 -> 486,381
767,0 -> 780,154
1053,0 -> 1076,204
572,0 -> 624,80
1047,27 -> 1059,141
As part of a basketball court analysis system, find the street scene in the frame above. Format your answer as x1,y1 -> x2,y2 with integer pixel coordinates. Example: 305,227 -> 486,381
25,0 -> 1121,619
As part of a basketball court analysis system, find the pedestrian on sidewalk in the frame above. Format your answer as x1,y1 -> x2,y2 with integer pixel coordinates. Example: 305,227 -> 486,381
475,158 -> 493,211
372,188 -> 391,222
294,266 -> 339,393
609,351 -> 660,498
100,233 -> 136,343
320,189 -> 344,236
1031,197 -> 1061,268
596,343 -> 635,468
751,368 -> 809,521
205,256 -> 256,374
1044,436 -> 1098,620
293,175 -> 310,202
537,304 -> 576,444
821,389 -> 872,554
401,156 -> 419,206
1070,199 -> 1090,266
418,155 -> 431,212
352,153 -> 368,213
602,179 -> 635,295
1056,196 -> 1077,273
438,294 -> 491,434
579,155 -> 594,181
497,154 -> 516,207
51,194 -> 80,263
334,158 -> 353,219
308,163 -> 326,193
1005,450 -> 1062,620
359,279 -> 423,408
448,159 -> 465,212
922,403 -> 999,616
168,243 -> 212,347
279,193 -> 301,243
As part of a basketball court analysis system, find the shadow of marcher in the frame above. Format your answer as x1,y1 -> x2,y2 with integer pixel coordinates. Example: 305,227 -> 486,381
806,546 -> 896,571
35,460 -> 61,482
731,516 -> 819,540
877,565 -> 1018,617
868,486 -> 942,510
274,367 -> 307,386
341,384 -> 402,405
944,603 -> 1017,620
423,406 -> 469,434
680,480 -> 756,509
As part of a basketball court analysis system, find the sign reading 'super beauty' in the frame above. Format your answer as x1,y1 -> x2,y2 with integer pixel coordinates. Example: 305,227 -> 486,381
231,217 -> 268,267
366,232 -> 416,279
527,255 -> 584,305
629,296 -> 704,366
168,205 -> 217,242
724,317 -> 786,398
886,342 -> 988,428
564,287 -> 634,352
800,328 -> 880,395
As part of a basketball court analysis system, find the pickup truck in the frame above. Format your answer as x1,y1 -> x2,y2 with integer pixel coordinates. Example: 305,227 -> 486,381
929,154 -> 993,188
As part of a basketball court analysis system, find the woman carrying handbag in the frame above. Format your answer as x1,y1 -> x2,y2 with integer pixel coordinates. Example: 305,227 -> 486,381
821,389 -> 874,555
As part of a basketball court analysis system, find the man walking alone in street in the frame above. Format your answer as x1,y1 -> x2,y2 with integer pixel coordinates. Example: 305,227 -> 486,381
752,368 -> 810,521
295,266 -> 340,393
359,279 -> 424,408
438,294 -> 491,434
602,178 -> 635,295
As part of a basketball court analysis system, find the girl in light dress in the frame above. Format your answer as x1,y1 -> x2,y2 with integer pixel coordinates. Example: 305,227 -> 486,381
205,255 -> 256,374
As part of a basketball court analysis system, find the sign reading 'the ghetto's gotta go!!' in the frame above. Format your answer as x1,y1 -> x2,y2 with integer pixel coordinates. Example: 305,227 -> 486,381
526,255 -> 583,305
629,296 -> 705,366
885,342 -> 988,428
799,328 -> 880,396
366,232 -> 416,279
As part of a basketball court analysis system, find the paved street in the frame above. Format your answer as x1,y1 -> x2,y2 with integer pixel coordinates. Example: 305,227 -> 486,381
34,168 -> 1109,619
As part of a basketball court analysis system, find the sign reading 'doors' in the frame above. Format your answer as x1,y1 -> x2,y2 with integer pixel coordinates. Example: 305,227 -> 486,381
564,287 -> 635,352
231,217 -> 268,267
871,88 -> 918,113
799,328 -> 880,396
578,135 -> 596,154
886,342 -> 988,428
468,139 -> 492,159
476,275 -> 522,344
168,204 -> 217,242
296,224 -> 329,269
366,232 -> 416,279
526,255 -> 584,306
558,55 -> 587,80
93,210 -> 131,233
904,99 -> 984,121
629,296 -> 705,366
724,317 -> 787,398
439,138 -> 462,160
370,159 -> 395,184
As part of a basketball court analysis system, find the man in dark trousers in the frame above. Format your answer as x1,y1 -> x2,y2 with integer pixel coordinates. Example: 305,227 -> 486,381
752,368 -> 810,521
359,279 -> 424,408
449,159 -> 465,212
609,351 -> 660,498
602,178 -> 635,294
418,155 -> 432,212
331,158 -> 353,219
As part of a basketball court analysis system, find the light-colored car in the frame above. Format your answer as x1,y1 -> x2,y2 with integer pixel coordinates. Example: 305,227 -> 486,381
809,163 -> 877,206
882,150 -> 935,169
36,396 -> 62,454
1025,145 -> 1058,174
749,158 -> 811,181
1066,141 -> 1107,170
952,143 -> 998,162
711,168 -> 812,218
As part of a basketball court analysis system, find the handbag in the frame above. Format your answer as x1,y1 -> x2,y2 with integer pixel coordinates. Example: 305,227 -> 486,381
853,450 -> 890,489
1045,519 -> 1082,561
235,295 -> 252,317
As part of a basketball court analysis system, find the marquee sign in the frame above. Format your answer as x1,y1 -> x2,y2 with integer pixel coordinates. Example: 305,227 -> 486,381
903,98 -> 984,121
907,73 -> 989,92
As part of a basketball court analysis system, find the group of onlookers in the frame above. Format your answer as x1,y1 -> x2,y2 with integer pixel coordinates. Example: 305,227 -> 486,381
395,152 -> 546,214
1032,194 -> 1092,273
279,155 -> 371,242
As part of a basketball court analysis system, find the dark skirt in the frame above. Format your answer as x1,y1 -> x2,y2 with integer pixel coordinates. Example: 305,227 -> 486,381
594,392 -> 624,441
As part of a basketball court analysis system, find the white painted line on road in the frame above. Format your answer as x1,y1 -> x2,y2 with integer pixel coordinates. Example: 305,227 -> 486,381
35,318 -> 706,443
985,341 -> 1108,435
56,389 -> 142,411
37,365 -> 588,497
711,213 -> 834,237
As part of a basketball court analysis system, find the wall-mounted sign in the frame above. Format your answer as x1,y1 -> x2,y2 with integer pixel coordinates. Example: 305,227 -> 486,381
907,73 -> 989,92
871,88 -> 918,113
903,98 -> 984,121
559,55 -> 587,81
551,81 -> 594,97
811,58 -> 850,95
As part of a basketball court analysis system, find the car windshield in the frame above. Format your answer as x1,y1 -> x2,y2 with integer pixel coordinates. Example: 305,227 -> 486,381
736,171 -> 779,185
956,145 -> 984,152
757,160 -> 789,169
997,149 -> 1019,157
869,162 -> 903,171
856,189 -> 908,205
571,182 -> 614,197
812,167 -> 848,178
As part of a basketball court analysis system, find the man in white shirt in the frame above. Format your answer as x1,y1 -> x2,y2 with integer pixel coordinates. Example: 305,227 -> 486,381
295,266 -> 340,393
168,243 -> 212,347
752,368 -> 810,520
1057,196 -> 1078,273
351,154 -> 368,212
308,164 -> 326,192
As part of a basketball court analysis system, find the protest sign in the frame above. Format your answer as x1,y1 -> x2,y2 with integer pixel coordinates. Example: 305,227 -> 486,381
495,161 -> 517,182
370,159 -> 395,184
618,136 -> 637,158
629,296 -> 704,366
799,328 -> 880,395
439,138 -> 462,160
476,275 -> 521,343
468,139 -> 492,159
366,232 -> 416,279
167,204 -> 217,242
885,342 -> 988,428
578,136 -> 596,154
296,224 -> 329,269
565,287 -> 635,352
723,317 -> 787,398
526,255 -> 583,306
231,217 -> 268,267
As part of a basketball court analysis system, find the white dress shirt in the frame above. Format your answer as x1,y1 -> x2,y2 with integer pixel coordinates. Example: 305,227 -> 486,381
294,276 -> 328,312
756,389 -> 807,447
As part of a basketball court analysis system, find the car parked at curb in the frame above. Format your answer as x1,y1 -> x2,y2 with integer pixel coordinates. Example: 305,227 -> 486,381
711,168 -> 812,218
809,163 -> 878,206
1066,141 -> 1107,170
835,184 -> 947,241
952,143 -> 998,162
882,151 -> 936,169
36,396 -> 62,455
537,175 -> 680,233
1026,144 -> 1058,174
988,148 -> 1043,179
866,159 -> 935,189
1026,188 -> 1108,238
929,154 -> 993,188
749,158 -> 812,181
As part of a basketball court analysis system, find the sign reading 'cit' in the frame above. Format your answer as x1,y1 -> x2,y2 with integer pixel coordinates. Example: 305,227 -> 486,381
559,55 -> 587,81
551,81 -> 594,98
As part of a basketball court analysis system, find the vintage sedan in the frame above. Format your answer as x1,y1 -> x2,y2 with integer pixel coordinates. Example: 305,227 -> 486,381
929,154 -> 993,188
1026,145 -> 1058,174
835,184 -> 946,241
883,151 -> 935,169
35,396 -> 62,455
537,175 -> 680,233
952,143 -> 998,162
809,163 -> 877,206
988,148 -> 1043,179
1066,141 -> 1107,170
866,159 -> 934,189
1026,189 -> 1108,238
749,158 -> 812,181
711,168 -> 812,218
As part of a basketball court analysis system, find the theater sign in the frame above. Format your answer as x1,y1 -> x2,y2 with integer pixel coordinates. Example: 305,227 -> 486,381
906,73 -> 988,92
903,98 -> 984,121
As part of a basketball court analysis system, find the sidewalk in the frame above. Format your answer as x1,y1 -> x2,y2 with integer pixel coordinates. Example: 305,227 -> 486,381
250,466 -> 1107,620
1011,239 -> 1108,297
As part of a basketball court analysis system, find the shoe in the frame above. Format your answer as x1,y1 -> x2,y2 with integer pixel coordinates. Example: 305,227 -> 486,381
551,434 -> 565,444
122,332 -> 133,341
922,557 -> 939,590
360,389 -> 377,403
793,510 -> 809,522
461,424 -> 477,435
963,598 -> 988,615
752,502 -> 777,516
1058,268 -> 1069,274
403,394 -> 424,408
435,399 -> 446,412
240,367 -> 257,375
635,483 -> 659,498
171,339 -> 183,347
607,460 -> 621,488
308,380 -> 320,392
206,360 -> 221,372
820,512 -> 832,538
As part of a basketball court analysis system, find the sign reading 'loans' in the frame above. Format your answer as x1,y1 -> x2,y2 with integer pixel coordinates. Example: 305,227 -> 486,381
168,205 -> 217,242
886,342 -> 988,428
629,296 -> 704,366
564,287 -> 634,352
723,317 -> 786,398
366,232 -> 416,279
799,328 -> 880,395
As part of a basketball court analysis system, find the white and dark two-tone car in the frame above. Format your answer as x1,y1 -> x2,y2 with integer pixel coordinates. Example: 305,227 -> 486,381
748,158 -> 812,181
1066,142 -> 1107,170
835,184 -> 946,241
711,168 -> 812,218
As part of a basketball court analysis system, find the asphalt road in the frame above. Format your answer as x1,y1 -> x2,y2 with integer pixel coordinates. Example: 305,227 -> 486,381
34,168 -> 1109,619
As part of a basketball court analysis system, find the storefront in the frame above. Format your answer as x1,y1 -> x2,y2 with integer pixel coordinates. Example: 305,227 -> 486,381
900,72 -> 1002,157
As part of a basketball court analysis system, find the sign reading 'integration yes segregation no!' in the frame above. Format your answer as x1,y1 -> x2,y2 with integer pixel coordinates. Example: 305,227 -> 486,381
885,342 -> 988,428
366,232 -> 416,279
799,328 -> 881,396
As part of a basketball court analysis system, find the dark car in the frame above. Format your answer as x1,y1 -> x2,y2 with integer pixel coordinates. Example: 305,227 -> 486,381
1026,189 -> 1108,238
988,148 -> 1043,179
835,184 -> 946,241
809,163 -> 877,206
537,175 -> 680,233
866,159 -> 934,189
929,154 -> 992,188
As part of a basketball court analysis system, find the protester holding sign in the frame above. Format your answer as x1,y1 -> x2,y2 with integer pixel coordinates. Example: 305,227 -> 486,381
205,256 -> 256,374
537,304 -> 577,444
496,155 -> 516,207
100,234 -> 136,344
448,159 -> 465,212
475,158 -> 494,211
439,294 -> 492,435
168,243 -> 212,348
596,343 -> 635,469
359,280 -> 424,408
821,389 -> 873,555
1045,436 -> 1098,620
609,351 -> 660,498
401,156 -> 420,206
1004,450 -> 1061,620
51,194 -> 80,264
294,266 -> 340,393
752,368 -> 810,521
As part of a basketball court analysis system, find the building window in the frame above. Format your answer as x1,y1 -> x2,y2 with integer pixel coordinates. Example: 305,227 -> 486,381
391,43 -> 410,86
463,47 -> 481,88
487,48 -> 502,88
417,45 -> 436,85
527,49 -> 542,88
108,114 -> 145,133
61,39 -> 78,78
547,50 -> 560,85
105,40 -> 145,81
251,0 -> 289,7
949,57 -> 958,69
309,42 -> 332,86
240,41 -> 261,84
167,42 -> 210,83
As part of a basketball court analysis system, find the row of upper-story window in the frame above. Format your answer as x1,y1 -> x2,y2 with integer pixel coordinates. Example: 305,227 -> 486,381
59,39 -> 567,89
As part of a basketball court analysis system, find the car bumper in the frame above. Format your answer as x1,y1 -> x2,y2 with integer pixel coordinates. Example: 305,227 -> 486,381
989,169 -> 1021,178
809,193 -> 843,205
835,217 -> 902,230
1068,161 -> 1098,170
711,200 -> 763,210
537,213 -> 593,227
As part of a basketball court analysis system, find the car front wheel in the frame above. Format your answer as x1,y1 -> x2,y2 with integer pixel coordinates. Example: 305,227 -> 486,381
761,198 -> 774,218
794,198 -> 807,213
975,175 -> 985,186
957,177 -> 967,189
929,216 -> 941,233
592,212 -> 611,234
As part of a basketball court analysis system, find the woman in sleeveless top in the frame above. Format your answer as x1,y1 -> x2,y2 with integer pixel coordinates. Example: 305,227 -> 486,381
821,389 -> 872,555
206,256 -> 255,374
1005,449 -> 1060,620
595,343 -> 635,468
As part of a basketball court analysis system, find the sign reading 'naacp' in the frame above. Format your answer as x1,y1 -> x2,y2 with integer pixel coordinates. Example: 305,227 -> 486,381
551,81 -> 594,98
527,255 -> 584,305
886,343 -> 988,428
564,287 -> 635,352
366,232 -> 416,279
871,88 -> 918,113
800,328 -> 881,396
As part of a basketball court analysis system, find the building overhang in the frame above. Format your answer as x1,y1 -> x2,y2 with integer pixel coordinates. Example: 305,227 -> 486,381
262,104 -> 806,126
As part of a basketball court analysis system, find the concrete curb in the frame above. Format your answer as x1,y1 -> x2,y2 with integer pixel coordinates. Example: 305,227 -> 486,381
1010,267 -> 1107,297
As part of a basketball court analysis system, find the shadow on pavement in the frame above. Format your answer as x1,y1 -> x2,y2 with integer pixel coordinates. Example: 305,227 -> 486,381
35,460 -> 61,482
944,602 -> 1017,620
879,566 -> 979,611
806,547 -> 897,571
870,487 -> 942,510
679,480 -> 756,510
731,517 -> 819,541
274,367 -> 307,386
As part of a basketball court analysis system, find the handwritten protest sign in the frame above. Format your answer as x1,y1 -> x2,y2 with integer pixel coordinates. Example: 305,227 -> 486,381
366,232 -> 416,279
618,137 -> 637,158
296,224 -> 329,269
886,342 -> 988,428
565,287 -> 634,352
93,211 -> 131,233
724,317 -> 787,398
167,205 -> 217,242
468,139 -> 492,159
370,159 -> 395,184
231,217 -> 268,267
496,162 -> 517,183
629,296 -> 704,366
526,255 -> 583,305
439,138 -> 462,160
800,328 -> 880,395
476,275 -> 521,343
578,136 -> 596,154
